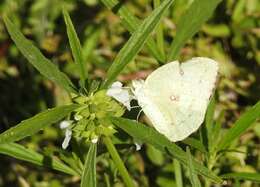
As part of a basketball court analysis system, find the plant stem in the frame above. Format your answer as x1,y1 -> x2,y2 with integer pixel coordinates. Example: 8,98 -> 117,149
174,159 -> 183,187
103,136 -> 135,187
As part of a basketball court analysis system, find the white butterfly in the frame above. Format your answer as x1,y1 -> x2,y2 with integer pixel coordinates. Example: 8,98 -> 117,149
132,57 -> 218,142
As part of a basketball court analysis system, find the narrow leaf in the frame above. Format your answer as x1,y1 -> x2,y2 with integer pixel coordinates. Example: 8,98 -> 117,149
182,138 -> 206,153
153,0 -> 165,59
82,26 -> 102,61
218,101 -> 260,151
63,9 -> 87,86
0,104 -> 79,144
102,0 -> 174,88
103,136 -> 135,187
167,0 -> 222,61
186,147 -> 202,187
81,143 -> 97,187
101,0 -> 165,62
110,117 -> 222,183
0,143 -> 78,176
221,173 -> 260,183
174,159 -> 183,187
3,15 -> 77,94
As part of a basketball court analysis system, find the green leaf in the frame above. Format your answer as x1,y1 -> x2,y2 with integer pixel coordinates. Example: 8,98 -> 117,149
202,96 -> 216,151
218,101 -> 260,151
102,0 -> 174,88
173,159 -> 183,187
63,9 -> 87,87
82,26 -> 102,61
153,0 -> 165,59
3,15 -> 77,94
110,117 -> 222,183
103,136 -> 135,187
0,143 -> 78,176
186,147 -> 201,187
221,173 -> 260,183
81,143 -> 97,187
167,0 -> 222,61
101,0 -> 165,63
182,138 -> 206,153
0,104 -> 79,144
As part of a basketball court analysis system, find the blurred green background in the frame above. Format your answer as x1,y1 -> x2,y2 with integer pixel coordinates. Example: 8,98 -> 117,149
0,0 -> 259,186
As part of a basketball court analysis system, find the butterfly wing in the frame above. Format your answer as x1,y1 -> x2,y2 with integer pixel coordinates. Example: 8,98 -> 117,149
140,57 -> 218,142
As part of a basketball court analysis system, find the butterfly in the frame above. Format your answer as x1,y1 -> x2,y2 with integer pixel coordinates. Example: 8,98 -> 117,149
132,57 -> 218,142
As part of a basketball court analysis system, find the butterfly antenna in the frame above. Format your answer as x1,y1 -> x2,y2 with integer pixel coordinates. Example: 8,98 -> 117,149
136,108 -> 143,122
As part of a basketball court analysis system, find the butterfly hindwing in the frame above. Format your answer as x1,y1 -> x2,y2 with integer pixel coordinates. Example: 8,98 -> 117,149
136,57 -> 218,142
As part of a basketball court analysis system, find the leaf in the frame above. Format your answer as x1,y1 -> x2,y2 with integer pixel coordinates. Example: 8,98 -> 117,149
103,136 -> 135,187
182,138 -> 206,153
82,26 -> 102,61
63,9 -> 87,87
167,0 -> 222,61
102,0 -> 174,88
202,96 -> 216,151
153,0 -> 165,59
173,159 -> 183,187
217,101 -> 260,151
101,0 -> 165,62
0,104 -> 79,144
0,143 -> 78,176
221,173 -> 260,183
81,143 -> 97,187
110,117 -> 222,183
186,147 -> 201,187
3,15 -> 77,94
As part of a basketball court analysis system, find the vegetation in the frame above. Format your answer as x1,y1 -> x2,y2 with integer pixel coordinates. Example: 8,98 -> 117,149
0,0 -> 259,186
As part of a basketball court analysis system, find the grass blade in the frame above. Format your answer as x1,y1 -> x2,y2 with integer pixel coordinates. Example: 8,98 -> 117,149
110,117 -> 222,183
81,143 -> 97,187
153,0 -> 165,59
167,0 -> 222,61
63,9 -> 87,87
0,143 -> 78,176
186,147 -> 202,187
3,15 -> 77,94
221,173 -> 260,183
0,104 -> 79,144
101,0 -> 165,63
102,0 -> 174,88
218,101 -> 260,151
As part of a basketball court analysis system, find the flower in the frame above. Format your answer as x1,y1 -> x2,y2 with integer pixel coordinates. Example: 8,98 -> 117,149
60,120 -> 73,149
107,81 -> 132,110
91,136 -> 99,144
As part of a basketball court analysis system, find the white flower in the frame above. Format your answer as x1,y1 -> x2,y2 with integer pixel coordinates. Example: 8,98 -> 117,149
60,120 -> 73,149
60,120 -> 71,129
134,142 -> 142,151
107,81 -> 132,110
91,136 -> 99,144
134,139 -> 143,151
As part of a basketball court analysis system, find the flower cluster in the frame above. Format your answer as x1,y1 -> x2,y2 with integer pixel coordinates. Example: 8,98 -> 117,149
60,89 -> 125,149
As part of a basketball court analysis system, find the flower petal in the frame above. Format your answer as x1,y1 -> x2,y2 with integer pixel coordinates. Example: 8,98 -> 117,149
60,120 -> 72,129
107,81 -> 132,110
62,129 -> 72,149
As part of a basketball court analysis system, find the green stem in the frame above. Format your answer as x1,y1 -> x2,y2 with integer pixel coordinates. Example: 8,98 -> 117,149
174,159 -> 183,187
103,136 -> 135,187
205,153 -> 216,187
